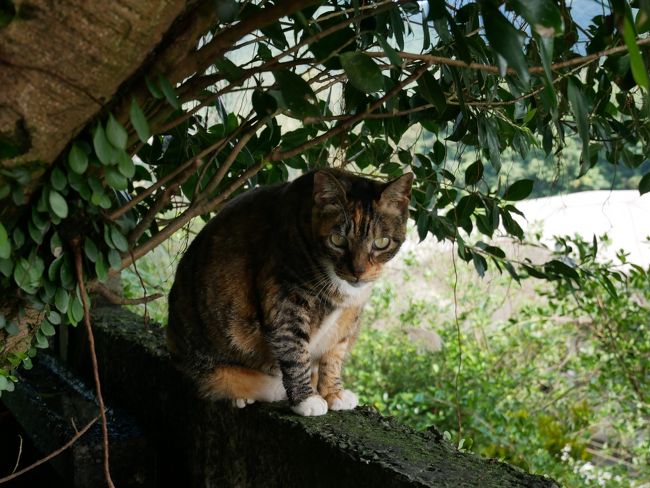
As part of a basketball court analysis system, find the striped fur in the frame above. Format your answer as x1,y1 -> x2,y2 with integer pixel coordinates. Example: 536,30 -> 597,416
167,169 -> 412,414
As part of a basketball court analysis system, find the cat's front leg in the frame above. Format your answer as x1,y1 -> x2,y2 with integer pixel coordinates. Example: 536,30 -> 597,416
317,337 -> 359,411
267,318 -> 328,417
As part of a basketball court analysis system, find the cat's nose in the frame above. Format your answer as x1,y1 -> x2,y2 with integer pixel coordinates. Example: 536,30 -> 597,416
352,266 -> 366,278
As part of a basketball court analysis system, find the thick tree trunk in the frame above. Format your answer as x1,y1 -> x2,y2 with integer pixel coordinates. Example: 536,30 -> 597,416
0,0 -> 207,201
0,0 -> 213,364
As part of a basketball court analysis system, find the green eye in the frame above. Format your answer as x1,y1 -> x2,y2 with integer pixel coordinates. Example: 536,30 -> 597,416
330,233 -> 346,247
373,237 -> 390,250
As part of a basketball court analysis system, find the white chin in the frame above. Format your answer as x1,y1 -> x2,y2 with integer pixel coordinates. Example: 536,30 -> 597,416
325,264 -> 372,305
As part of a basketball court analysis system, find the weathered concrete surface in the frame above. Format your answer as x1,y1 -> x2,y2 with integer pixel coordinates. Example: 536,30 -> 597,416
65,304 -> 559,488
3,354 -> 155,486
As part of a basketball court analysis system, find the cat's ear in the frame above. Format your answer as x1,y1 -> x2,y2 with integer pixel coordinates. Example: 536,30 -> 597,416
379,173 -> 413,212
313,171 -> 348,207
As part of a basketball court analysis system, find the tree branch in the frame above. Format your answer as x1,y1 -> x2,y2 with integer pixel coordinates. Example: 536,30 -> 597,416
270,64 -> 430,162
367,36 -> 650,76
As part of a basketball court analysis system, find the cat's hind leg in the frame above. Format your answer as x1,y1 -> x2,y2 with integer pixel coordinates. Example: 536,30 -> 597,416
198,366 -> 286,406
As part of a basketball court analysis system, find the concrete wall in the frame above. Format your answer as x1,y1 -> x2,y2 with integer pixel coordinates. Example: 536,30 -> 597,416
7,304 -> 560,487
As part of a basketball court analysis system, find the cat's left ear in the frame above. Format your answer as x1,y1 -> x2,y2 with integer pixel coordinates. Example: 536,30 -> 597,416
313,171 -> 348,207
379,173 -> 413,212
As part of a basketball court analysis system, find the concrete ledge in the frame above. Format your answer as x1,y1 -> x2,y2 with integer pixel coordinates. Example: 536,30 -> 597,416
63,304 -> 557,488
4,354 -> 154,486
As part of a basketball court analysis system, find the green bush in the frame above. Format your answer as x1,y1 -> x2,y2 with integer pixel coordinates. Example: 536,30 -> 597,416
345,236 -> 649,487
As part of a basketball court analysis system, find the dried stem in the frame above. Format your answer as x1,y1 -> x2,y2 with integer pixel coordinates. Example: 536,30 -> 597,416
71,239 -> 115,488
0,417 -> 98,484
89,282 -> 163,306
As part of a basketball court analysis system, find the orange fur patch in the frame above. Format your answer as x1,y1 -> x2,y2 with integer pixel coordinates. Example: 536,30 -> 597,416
200,366 -> 274,400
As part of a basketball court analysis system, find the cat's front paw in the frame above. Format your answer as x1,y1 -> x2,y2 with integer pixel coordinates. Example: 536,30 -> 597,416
326,389 -> 358,411
291,395 -> 328,416
232,398 -> 256,408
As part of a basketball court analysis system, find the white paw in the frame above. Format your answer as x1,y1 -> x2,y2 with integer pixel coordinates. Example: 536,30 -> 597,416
291,395 -> 328,417
330,389 -> 358,411
232,398 -> 256,408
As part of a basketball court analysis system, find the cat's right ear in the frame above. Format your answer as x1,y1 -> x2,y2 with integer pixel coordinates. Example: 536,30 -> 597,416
313,171 -> 347,207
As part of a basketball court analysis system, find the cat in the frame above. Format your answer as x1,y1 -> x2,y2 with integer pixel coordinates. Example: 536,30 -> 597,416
166,169 -> 413,416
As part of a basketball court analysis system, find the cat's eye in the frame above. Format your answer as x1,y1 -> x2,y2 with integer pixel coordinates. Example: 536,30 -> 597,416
373,237 -> 390,250
330,233 -> 347,247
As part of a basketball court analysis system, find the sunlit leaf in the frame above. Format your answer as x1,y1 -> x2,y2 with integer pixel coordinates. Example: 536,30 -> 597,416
339,52 -> 384,94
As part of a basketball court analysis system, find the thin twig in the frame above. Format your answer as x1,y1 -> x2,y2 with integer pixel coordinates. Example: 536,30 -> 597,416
71,239 -> 115,488
0,417 -> 98,484
367,36 -> 650,76
11,435 -> 23,475
128,249 -> 151,325
107,158 -> 200,221
89,282 -> 163,305
450,241 -> 463,443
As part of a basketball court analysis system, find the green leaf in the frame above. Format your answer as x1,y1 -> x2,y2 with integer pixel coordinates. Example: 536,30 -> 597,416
55,288 -> 70,313
130,99 -> 151,143
69,295 -> 84,324
0,0 -> 16,28
339,52 -> 384,93
35,330 -> 48,348
95,254 -> 108,281
145,77 -> 164,99
50,167 -> 67,191
117,150 -> 135,178
108,249 -> 121,270
417,71 -> 446,113
68,143 -> 88,173
273,70 -> 319,119
48,190 -> 69,219
105,168 -> 128,190
375,33 -> 402,68
622,13 -> 650,90
512,0 -> 563,37
110,226 -> 129,252
158,75 -> 180,110
14,258 -> 36,293
465,160 -> 484,186
545,259 -> 580,282
501,209 -> 524,239
84,238 -> 98,262
567,78 -> 590,175
41,320 -> 56,337
252,90 -> 278,117
416,211 -> 430,242
107,114 -> 128,149
503,179 -> 534,201
0,222 -> 10,259
48,310 -> 61,325
639,172 -> 650,195
213,58 -> 243,82
482,2 -> 530,84
93,124 -> 114,165
0,258 -> 13,277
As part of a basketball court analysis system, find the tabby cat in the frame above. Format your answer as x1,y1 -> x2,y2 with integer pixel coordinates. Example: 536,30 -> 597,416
167,169 -> 413,416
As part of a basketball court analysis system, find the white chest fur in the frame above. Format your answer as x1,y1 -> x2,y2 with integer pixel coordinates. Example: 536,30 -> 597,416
309,309 -> 342,360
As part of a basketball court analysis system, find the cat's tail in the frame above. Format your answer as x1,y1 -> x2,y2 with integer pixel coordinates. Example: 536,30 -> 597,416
198,366 -> 287,403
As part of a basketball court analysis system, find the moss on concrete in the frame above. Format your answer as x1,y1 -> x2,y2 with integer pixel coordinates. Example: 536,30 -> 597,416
84,305 -> 559,488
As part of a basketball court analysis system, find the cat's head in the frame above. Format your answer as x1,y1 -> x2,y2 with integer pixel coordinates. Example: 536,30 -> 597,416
311,170 -> 413,287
